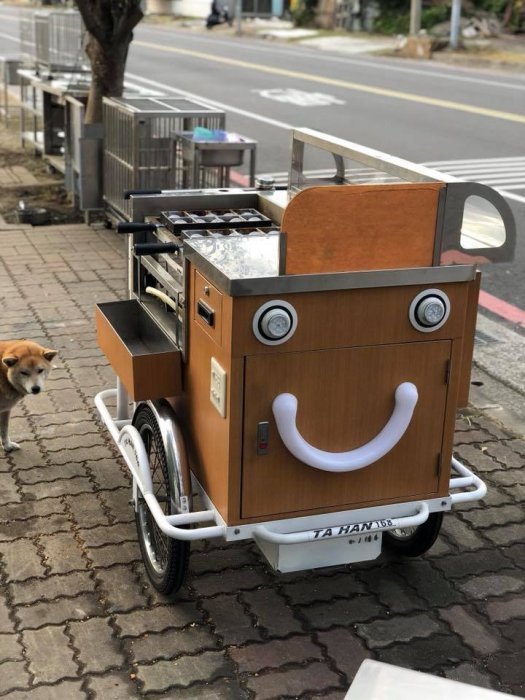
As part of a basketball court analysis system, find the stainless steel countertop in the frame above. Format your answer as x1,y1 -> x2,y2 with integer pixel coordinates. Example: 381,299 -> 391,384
183,235 -> 477,297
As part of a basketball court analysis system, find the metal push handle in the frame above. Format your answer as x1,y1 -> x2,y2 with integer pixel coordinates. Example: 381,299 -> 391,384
272,382 -> 418,472
116,222 -> 159,233
134,242 -> 180,256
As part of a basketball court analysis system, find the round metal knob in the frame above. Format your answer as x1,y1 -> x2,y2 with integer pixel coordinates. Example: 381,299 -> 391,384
260,307 -> 293,340
416,296 -> 446,327
252,300 -> 298,345
409,289 -> 451,333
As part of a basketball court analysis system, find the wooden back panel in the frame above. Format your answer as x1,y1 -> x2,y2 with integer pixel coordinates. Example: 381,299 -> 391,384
282,183 -> 444,274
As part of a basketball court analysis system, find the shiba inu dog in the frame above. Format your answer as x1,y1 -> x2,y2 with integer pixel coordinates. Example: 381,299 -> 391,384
0,340 -> 57,452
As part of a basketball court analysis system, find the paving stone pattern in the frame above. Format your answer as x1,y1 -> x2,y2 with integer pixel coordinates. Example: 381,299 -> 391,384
0,223 -> 523,699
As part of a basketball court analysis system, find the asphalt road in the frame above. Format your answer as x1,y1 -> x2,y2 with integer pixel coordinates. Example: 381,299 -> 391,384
0,8 -> 524,327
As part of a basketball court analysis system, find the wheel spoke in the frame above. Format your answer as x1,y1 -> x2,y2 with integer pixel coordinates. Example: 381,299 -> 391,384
135,410 -> 174,578
133,404 -> 189,595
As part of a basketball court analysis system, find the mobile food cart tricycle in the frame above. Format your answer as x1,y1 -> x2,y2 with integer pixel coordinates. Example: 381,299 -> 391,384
95,129 -> 516,596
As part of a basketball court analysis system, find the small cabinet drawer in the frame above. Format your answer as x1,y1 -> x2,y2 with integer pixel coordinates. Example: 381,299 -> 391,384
96,300 -> 182,401
193,269 -> 223,345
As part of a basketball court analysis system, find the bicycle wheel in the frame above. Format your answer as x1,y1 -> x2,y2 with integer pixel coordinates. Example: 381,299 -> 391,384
132,403 -> 190,595
383,512 -> 444,557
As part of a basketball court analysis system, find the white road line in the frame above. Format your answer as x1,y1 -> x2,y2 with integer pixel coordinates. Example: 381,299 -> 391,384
427,156 -> 525,166
480,178 -> 525,186
423,158 -> 525,203
126,72 -> 294,130
435,164 -> 525,174
0,30 -> 18,43
492,189 -> 525,202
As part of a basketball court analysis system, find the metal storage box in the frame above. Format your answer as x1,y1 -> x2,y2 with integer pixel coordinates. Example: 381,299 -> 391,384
96,300 -> 182,401
103,96 -> 226,220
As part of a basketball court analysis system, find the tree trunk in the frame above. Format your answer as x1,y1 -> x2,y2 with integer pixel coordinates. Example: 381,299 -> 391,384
84,34 -> 130,124
75,0 -> 143,124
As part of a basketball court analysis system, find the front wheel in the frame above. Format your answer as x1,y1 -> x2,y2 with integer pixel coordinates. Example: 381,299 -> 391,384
383,512 -> 444,557
132,403 -> 190,596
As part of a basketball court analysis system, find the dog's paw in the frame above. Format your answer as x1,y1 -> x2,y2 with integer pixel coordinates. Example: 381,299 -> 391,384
4,441 -> 21,452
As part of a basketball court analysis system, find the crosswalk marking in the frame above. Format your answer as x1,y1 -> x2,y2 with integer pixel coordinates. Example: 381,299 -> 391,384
423,157 -> 525,195
260,157 -> 525,204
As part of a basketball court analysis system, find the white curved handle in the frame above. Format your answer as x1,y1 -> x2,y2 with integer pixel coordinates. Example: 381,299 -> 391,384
145,286 -> 178,313
272,382 -> 418,473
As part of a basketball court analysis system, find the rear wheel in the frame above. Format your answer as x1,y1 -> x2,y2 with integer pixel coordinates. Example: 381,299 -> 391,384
383,512 -> 444,557
133,403 -> 190,596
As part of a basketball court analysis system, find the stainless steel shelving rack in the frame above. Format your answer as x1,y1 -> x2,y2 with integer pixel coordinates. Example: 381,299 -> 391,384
102,96 -> 226,221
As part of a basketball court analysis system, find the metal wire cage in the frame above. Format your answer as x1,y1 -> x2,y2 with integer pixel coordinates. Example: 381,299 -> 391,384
34,11 -> 50,71
28,10 -> 86,74
103,96 -> 226,220
48,10 -> 88,73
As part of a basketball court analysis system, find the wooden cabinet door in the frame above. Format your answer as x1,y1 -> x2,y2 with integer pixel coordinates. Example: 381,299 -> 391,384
241,341 -> 451,519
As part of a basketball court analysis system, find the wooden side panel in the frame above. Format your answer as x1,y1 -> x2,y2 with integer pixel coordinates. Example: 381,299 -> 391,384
241,341 -> 452,519
281,183 -> 444,275
457,272 -> 481,408
178,265 -> 243,523
438,338 -> 464,495
193,269 -> 223,345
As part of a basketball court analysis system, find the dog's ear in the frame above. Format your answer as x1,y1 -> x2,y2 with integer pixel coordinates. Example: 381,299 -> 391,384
2,356 -> 18,368
42,349 -> 57,362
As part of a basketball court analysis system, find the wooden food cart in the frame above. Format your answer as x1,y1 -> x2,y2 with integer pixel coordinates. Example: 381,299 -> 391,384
95,129 -> 515,595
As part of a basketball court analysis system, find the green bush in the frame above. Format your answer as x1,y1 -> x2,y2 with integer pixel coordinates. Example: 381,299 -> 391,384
476,0 -> 508,12
373,13 -> 410,33
291,0 -> 317,26
421,4 -> 451,28
370,0 -> 513,35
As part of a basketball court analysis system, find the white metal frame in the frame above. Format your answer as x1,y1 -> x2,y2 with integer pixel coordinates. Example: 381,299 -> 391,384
95,385 -> 486,556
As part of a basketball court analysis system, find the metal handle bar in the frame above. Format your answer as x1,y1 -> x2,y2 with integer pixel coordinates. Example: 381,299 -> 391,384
94,389 -> 225,541
272,382 -> 418,472
134,242 -> 180,256
116,222 -> 159,233
450,456 -> 487,503
254,502 -> 429,545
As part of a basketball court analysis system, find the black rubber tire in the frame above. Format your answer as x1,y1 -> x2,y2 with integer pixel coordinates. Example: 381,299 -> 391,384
133,404 -> 190,596
383,512 -> 444,557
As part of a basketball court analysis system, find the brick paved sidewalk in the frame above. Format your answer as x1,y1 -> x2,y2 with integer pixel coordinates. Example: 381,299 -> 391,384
0,223 -> 523,699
